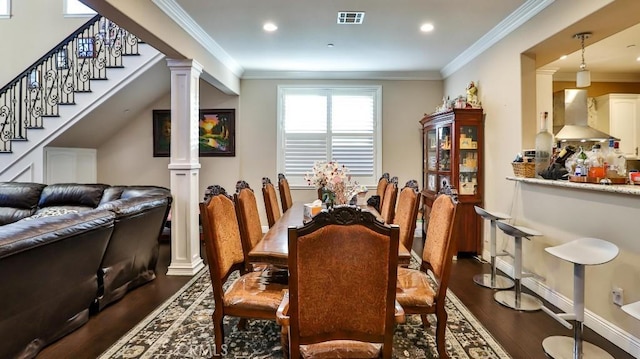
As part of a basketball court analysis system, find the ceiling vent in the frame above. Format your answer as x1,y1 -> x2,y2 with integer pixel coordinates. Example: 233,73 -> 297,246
337,11 -> 365,24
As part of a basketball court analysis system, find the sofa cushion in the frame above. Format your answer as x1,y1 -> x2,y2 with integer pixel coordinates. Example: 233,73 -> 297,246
0,183 -> 47,225
38,184 -> 109,209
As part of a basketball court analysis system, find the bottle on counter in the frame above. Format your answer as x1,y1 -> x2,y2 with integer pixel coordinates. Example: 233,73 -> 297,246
588,144 -> 605,178
611,141 -> 627,177
534,111 -> 554,177
575,146 -> 588,177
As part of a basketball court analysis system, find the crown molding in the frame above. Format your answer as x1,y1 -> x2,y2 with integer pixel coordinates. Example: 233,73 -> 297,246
152,0 -> 244,77
241,70 -> 443,81
441,0 -> 555,78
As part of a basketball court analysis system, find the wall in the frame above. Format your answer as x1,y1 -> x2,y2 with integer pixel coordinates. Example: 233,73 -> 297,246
553,81 -> 640,97
443,0 -> 640,353
0,0 -> 90,85
98,78 -> 442,226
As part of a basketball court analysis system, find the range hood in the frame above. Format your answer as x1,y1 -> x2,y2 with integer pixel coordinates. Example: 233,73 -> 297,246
553,89 -> 619,141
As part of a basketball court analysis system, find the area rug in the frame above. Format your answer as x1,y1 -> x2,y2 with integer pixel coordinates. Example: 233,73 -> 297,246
99,258 -> 512,359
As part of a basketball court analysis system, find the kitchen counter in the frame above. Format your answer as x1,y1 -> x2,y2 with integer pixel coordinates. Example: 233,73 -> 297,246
506,176 -> 640,196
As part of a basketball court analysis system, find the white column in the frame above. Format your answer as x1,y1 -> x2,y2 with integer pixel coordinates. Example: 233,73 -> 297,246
166,59 -> 205,276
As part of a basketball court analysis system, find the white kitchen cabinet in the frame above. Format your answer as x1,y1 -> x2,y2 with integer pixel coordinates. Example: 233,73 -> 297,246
595,94 -> 640,158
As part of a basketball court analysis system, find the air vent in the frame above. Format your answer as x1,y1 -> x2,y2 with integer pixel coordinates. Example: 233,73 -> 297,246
337,11 -> 365,24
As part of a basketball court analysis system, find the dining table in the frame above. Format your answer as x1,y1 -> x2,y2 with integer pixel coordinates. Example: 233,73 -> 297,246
248,202 -> 413,267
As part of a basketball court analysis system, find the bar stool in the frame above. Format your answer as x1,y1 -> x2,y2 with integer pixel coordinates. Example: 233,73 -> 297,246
473,206 -> 514,289
494,221 -> 543,311
542,237 -> 619,359
622,301 -> 640,320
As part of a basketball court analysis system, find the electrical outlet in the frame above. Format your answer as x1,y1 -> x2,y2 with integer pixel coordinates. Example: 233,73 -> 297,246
612,287 -> 624,306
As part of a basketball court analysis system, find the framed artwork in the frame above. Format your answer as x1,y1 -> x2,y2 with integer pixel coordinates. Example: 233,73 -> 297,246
152,109 -> 236,157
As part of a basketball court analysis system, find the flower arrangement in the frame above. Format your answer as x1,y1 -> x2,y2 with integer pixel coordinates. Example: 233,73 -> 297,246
304,160 -> 360,205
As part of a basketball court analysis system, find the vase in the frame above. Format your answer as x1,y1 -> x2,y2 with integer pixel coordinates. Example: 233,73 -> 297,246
321,188 -> 335,208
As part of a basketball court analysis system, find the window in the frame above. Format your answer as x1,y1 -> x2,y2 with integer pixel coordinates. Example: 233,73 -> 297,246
277,86 -> 382,188
0,0 -> 10,18
64,0 -> 96,16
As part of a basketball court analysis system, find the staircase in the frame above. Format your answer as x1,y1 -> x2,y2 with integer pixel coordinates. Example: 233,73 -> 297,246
0,15 -> 163,182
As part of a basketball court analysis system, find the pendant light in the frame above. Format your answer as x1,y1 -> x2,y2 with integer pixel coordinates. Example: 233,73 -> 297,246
574,32 -> 592,88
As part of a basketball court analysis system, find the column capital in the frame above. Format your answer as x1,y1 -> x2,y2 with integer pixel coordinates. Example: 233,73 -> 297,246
166,58 -> 203,74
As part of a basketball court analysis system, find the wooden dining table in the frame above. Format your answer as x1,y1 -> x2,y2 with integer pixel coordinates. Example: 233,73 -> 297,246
248,202 -> 412,267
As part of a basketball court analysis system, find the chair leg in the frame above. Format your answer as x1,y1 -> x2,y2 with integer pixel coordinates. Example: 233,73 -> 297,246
435,307 -> 449,359
212,312 -> 224,358
280,325 -> 289,359
420,314 -> 431,329
237,318 -> 247,330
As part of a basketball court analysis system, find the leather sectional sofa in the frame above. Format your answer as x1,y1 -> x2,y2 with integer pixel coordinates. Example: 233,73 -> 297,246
0,182 -> 172,359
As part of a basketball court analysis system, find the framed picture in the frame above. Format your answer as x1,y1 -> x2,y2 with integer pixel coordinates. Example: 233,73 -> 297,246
152,109 -> 236,157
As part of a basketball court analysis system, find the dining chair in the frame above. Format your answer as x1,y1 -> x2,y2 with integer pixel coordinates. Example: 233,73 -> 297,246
262,177 -> 281,227
379,176 -> 398,223
233,180 -> 268,272
199,185 -> 286,357
277,206 -> 404,359
277,173 -> 293,213
395,191 -> 458,359
393,179 -> 421,257
366,172 -> 390,212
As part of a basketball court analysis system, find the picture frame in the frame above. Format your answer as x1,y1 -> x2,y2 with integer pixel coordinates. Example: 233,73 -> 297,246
152,109 -> 236,157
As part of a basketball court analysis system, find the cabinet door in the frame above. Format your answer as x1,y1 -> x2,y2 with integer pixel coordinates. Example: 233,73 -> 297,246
608,96 -> 639,157
458,125 -> 479,195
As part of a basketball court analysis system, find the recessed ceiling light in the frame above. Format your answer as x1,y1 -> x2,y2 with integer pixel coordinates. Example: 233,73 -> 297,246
636,56 -> 640,62
327,43 -> 335,48
559,55 -> 567,60
420,23 -> 434,32
263,23 -> 278,32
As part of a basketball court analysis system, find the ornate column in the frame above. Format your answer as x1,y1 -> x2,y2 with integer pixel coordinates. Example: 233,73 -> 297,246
165,59 -> 205,276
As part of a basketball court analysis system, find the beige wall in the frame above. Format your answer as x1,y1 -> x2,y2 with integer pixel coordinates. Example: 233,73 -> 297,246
98,78 -> 442,226
444,0 -> 640,346
0,0 -> 90,85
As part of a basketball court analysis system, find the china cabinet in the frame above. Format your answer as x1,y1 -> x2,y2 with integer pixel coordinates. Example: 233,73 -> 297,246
420,108 -> 484,254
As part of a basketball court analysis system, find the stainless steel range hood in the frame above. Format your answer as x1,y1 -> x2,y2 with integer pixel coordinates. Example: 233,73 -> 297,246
553,89 -> 619,141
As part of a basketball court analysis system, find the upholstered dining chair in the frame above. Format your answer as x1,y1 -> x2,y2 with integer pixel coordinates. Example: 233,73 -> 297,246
393,179 -> 421,257
379,176 -> 398,223
199,185 -> 286,357
277,206 -> 404,359
366,172 -> 390,212
233,180 -> 267,272
395,192 -> 458,359
277,173 -> 293,213
262,177 -> 281,227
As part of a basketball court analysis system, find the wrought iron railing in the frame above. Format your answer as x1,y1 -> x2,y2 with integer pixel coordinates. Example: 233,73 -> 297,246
0,15 -> 141,153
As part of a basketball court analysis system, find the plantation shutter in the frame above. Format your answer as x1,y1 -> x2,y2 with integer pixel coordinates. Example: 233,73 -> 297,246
278,86 -> 381,187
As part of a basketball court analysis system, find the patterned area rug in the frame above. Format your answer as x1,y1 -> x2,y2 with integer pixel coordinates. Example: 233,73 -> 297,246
99,258 -> 512,359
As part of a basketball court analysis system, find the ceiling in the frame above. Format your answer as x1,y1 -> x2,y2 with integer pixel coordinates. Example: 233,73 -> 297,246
173,0 -> 529,78
544,22 -> 640,82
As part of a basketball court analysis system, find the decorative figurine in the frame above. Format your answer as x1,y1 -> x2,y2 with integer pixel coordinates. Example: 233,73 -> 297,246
466,81 -> 480,108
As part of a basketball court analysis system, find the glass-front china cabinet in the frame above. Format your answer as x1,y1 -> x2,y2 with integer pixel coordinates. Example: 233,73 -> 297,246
420,108 -> 484,254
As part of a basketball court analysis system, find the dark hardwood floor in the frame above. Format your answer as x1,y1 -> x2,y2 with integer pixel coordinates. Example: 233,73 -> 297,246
37,241 -> 633,359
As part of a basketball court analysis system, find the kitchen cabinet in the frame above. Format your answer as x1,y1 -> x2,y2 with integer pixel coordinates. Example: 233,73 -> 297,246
596,94 -> 640,158
420,108 -> 484,254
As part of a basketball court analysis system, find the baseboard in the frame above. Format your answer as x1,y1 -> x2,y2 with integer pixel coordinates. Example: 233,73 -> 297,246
495,257 -> 640,358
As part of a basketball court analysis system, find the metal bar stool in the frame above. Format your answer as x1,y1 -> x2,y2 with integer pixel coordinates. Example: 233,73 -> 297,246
622,301 -> 640,320
473,206 -> 514,289
494,221 -> 543,311
542,237 -> 619,359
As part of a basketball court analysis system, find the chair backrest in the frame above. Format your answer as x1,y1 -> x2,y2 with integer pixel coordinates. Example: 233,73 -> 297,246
199,185 -> 246,308
393,179 -> 421,251
379,176 -> 398,223
376,172 -> 390,204
262,177 -> 281,227
233,181 -> 263,268
278,173 -> 293,213
422,193 -> 458,302
287,206 -> 400,358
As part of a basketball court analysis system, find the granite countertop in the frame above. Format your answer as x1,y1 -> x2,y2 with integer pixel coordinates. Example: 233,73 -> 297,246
506,176 -> 640,196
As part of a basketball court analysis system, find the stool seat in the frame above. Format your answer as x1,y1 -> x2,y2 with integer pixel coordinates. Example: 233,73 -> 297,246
496,221 -> 542,238
622,301 -> 640,320
474,206 -> 511,221
545,237 -> 619,266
